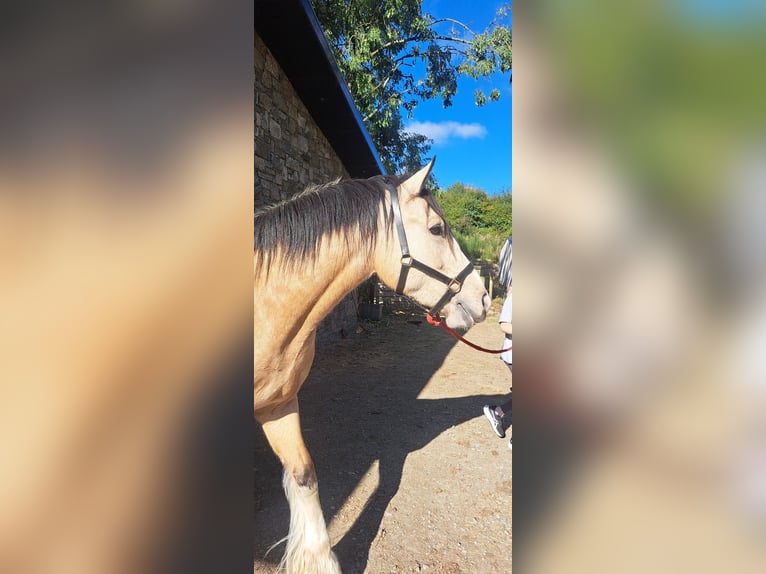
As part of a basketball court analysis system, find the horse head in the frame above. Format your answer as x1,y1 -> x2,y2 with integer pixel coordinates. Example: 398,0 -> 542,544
375,159 -> 490,330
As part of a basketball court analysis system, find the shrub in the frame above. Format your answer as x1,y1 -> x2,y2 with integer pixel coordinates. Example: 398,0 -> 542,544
436,183 -> 511,261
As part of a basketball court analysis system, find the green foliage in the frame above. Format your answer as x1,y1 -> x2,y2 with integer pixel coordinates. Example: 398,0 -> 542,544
435,183 -> 511,260
537,1 -> 766,221
311,1 -> 512,173
453,229 -> 507,262
483,189 -> 512,235
437,182 -> 486,229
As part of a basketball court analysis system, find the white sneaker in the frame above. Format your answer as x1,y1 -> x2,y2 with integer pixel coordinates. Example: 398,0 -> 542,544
483,405 -> 505,438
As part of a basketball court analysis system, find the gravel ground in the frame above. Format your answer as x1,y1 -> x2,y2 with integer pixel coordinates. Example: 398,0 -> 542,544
255,300 -> 512,574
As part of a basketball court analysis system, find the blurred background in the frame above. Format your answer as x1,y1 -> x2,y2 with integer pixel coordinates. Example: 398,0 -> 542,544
4,0 -> 766,572
0,2 -> 253,573
514,1 -> 766,572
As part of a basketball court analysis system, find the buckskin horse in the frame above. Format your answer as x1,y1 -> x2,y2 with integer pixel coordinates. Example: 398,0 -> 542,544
254,160 -> 490,573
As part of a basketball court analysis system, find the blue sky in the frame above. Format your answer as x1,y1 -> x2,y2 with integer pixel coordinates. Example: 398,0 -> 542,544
403,0 -> 512,195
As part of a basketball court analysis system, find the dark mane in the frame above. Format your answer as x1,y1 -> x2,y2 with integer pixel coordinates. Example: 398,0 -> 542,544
255,173 -> 452,278
254,175 -> 402,277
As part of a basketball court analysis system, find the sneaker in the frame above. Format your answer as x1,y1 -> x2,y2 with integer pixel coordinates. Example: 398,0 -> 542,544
483,405 -> 505,438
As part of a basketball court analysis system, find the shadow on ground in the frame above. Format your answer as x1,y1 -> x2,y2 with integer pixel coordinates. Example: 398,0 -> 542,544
254,314 -> 508,573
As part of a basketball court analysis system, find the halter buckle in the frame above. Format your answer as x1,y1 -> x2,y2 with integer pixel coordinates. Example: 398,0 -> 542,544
447,278 -> 462,293
401,255 -> 413,267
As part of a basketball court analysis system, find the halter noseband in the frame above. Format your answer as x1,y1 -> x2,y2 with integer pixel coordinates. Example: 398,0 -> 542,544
388,184 -> 475,318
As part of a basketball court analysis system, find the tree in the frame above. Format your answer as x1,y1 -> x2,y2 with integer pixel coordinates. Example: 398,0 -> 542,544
436,182 -> 490,233
483,189 -> 512,236
311,0 -> 512,173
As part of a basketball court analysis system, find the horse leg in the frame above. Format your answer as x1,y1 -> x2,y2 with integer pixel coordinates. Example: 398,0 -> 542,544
257,398 -> 341,574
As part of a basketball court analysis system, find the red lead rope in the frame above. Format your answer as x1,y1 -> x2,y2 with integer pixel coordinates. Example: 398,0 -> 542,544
426,313 -> 512,354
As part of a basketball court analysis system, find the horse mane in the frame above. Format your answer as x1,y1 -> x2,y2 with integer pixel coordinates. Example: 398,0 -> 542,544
255,175 -> 398,278
254,174 -> 450,278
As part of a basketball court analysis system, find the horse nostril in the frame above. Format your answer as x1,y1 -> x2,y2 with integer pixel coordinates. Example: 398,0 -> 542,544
482,291 -> 490,311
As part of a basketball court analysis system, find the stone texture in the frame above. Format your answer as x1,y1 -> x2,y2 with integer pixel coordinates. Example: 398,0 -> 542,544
255,33 -> 356,342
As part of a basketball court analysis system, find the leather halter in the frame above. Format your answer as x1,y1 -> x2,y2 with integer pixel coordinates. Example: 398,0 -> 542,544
388,184 -> 475,318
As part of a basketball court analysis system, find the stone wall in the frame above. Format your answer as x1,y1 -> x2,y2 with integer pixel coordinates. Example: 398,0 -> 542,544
255,32 -> 357,342
255,33 -> 350,210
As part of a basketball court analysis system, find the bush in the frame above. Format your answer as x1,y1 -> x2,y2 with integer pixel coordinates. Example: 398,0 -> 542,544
454,229 -> 507,261
435,183 -> 511,261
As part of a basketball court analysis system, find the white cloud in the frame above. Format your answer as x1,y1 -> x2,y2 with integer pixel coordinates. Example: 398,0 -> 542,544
404,120 -> 488,145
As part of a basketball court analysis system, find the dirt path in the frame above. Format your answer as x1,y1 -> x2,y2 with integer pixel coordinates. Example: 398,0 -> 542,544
254,301 -> 512,573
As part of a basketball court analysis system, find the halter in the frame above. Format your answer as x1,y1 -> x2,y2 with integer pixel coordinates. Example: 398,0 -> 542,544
388,184 -> 475,318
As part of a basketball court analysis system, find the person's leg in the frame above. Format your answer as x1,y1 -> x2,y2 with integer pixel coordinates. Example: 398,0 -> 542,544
495,373 -> 512,419
483,364 -> 513,439
505,363 -> 513,449
483,404 -> 506,438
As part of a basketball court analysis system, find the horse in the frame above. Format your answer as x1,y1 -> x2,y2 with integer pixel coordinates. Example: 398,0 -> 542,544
254,159 -> 490,573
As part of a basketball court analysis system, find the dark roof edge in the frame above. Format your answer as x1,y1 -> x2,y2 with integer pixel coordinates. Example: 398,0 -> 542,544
298,0 -> 385,175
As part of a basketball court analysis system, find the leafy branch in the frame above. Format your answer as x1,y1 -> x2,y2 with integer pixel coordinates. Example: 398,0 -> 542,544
312,0 -> 512,173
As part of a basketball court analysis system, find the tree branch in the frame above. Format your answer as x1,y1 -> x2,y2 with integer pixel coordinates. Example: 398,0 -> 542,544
373,61 -> 404,92
370,35 -> 423,58
394,52 -> 417,65
362,87 -> 416,122
431,17 -> 476,37
432,35 -> 473,46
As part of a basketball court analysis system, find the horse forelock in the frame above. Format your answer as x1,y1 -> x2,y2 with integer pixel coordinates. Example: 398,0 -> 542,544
254,175 -> 402,278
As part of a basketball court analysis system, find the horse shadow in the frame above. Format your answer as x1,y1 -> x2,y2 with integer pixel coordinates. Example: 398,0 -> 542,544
254,320 -> 510,573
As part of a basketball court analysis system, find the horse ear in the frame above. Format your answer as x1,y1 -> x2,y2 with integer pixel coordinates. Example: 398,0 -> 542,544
400,157 -> 436,199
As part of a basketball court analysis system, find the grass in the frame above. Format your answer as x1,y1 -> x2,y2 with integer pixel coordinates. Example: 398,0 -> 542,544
454,229 -> 507,262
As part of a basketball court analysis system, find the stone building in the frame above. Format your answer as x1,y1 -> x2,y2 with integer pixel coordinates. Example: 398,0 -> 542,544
255,0 -> 384,340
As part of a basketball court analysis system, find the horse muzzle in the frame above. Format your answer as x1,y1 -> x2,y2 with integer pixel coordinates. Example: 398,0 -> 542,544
441,277 -> 489,331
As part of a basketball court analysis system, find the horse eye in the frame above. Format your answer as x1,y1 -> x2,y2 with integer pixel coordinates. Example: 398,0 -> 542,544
429,224 -> 443,236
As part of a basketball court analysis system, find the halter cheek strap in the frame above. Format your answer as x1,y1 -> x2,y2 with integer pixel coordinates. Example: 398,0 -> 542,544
388,184 -> 475,317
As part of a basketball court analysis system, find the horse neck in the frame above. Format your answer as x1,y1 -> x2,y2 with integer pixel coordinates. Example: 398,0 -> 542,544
269,235 -> 375,335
